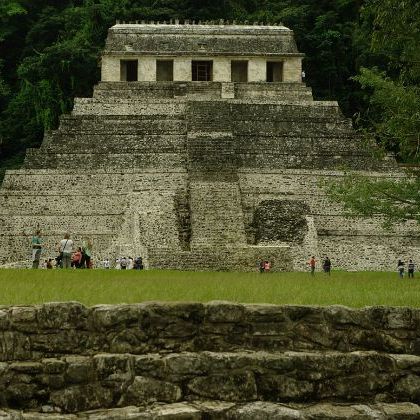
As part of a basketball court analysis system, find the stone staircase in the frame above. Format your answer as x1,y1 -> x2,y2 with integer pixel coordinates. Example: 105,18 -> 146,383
189,179 -> 247,248
1,302 -> 420,418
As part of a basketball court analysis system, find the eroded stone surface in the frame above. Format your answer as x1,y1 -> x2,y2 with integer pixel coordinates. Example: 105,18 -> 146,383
1,303 -> 420,416
2,402 -> 420,419
1,303 -> 420,362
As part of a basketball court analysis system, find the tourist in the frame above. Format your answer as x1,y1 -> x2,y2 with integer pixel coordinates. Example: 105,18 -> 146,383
301,70 -> 306,82
322,257 -> 331,275
46,258 -> 53,269
59,233 -> 73,269
263,260 -> 271,273
134,256 -> 143,270
308,256 -> 317,276
103,258 -> 110,269
397,260 -> 405,278
258,259 -> 265,274
120,257 -> 128,270
55,254 -> 62,268
82,238 -> 93,269
72,247 -> 82,268
31,229 -> 43,269
408,259 -> 415,278
115,258 -> 121,269
128,256 -> 134,270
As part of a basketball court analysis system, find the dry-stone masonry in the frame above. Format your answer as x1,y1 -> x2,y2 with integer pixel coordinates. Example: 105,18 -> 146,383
1,301 -> 420,418
0,21 -> 419,270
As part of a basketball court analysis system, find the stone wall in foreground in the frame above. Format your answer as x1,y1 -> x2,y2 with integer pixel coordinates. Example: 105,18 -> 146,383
1,302 -> 420,417
2,302 -> 420,361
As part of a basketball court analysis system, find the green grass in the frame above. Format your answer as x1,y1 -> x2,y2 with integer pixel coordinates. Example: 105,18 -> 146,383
0,270 -> 419,308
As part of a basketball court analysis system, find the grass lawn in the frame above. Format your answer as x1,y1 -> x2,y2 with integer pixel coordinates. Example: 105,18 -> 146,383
0,269 -> 419,308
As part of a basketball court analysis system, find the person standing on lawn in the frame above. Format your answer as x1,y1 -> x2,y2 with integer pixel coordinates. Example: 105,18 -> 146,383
308,256 -> 317,276
397,259 -> 405,278
59,233 -> 73,269
322,256 -> 331,275
82,238 -> 93,269
31,229 -> 43,269
408,259 -> 415,278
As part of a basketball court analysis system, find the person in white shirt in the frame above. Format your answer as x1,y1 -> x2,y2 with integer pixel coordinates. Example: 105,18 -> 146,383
103,258 -> 110,269
59,233 -> 73,269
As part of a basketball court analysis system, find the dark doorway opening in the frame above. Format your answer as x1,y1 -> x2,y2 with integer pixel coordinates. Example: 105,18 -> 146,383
120,60 -> 138,82
156,60 -> 174,81
192,61 -> 213,81
266,61 -> 283,82
231,61 -> 248,82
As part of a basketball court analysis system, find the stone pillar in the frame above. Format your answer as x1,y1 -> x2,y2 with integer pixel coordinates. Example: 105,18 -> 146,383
248,58 -> 266,82
138,57 -> 156,81
283,57 -> 302,82
101,56 -> 120,82
213,58 -> 231,82
174,58 -> 191,81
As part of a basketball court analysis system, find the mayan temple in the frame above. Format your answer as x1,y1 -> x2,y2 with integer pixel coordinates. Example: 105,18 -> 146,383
0,21 -> 418,270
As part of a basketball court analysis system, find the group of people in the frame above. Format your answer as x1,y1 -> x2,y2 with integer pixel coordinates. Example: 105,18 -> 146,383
31,230 -> 145,270
258,260 -> 272,273
58,233 -> 93,269
32,230 -> 417,276
31,230 -> 93,269
307,256 -> 332,276
113,256 -> 144,270
258,256 -> 332,275
397,259 -> 415,278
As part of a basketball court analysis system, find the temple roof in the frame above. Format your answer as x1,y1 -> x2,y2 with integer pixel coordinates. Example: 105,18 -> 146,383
104,23 -> 303,57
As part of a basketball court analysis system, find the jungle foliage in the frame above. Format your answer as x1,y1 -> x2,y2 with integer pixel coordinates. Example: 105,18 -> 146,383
327,0 -> 420,225
0,0 -> 419,198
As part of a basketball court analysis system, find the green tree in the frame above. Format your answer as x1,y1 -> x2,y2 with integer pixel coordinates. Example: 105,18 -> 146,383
327,0 -> 420,224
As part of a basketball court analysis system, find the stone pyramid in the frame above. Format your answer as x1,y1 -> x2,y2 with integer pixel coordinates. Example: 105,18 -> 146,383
0,22 -> 417,270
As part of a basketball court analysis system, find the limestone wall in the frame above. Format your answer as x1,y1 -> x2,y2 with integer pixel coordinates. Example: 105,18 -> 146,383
1,302 -> 420,361
1,302 -> 420,417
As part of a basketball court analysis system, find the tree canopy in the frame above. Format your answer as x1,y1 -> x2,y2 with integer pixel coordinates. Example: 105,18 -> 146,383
327,0 -> 420,225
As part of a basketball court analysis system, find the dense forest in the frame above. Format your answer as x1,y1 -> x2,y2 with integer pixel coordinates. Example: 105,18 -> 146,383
0,0 -> 419,185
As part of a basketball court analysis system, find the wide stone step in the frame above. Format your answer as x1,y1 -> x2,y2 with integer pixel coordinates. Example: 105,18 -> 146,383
72,98 -> 186,116
39,134 -> 186,153
1,303 -> 420,361
238,152 -> 387,171
1,350 -> 420,413
58,115 -> 187,135
23,151 -> 186,170
0,170 -> 187,193
2,401 -> 420,419
148,246 -> 291,271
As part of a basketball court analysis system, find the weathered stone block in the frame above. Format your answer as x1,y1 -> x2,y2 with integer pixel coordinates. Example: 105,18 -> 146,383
119,376 -> 182,405
188,371 -> 257,401
50,384 -> 113,413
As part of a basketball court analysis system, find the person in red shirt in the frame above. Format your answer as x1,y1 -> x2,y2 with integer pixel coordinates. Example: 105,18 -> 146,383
308,256 -> 317,276
71,247 -> 82,268
263,260 -> 271,272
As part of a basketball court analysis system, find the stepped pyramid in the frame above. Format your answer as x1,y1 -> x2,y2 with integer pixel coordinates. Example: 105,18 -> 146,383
1,22 -> 419,270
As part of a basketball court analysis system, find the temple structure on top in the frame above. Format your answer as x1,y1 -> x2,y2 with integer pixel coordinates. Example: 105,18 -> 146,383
101,23 -> 303,84
0,22 -> 418,270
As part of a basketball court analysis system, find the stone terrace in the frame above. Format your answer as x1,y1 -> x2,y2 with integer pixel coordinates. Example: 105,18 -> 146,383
0,82 -> 417,270
1,302 -> 420,418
